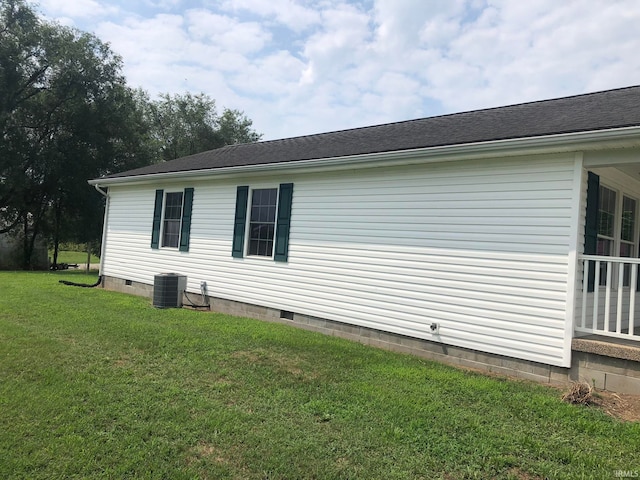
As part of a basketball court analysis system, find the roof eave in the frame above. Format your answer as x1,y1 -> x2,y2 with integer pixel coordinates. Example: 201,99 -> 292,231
88,126 -> 640,187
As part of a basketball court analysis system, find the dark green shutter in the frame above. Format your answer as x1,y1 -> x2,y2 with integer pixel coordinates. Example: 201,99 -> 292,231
151,189 -> 164,249
232,186 -> 249,258
584,172 -> 599,292
179,187 -> 194,252
274,183 -> 294,262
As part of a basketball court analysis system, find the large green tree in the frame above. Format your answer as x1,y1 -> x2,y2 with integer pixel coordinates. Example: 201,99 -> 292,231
0,0 -> 152,267
139,91 -> 262,162
1,0 -> 262,269
0,0 -> 43,235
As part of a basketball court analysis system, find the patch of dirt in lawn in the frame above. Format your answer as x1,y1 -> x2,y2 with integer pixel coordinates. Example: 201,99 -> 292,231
231,349 -> 319,380
503,467 -> 543,479
187,442 -> 232,466
592,390 -> 640,422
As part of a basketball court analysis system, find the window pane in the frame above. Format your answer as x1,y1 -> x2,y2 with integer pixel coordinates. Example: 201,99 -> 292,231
621,196 -> 637,286
249,239 -> 259,256
165,192 -> 183,219
258,240 -> 268,256
259,206 -> 269,222
597,186 -> 616,238
621,196 -> 636,243
266,205 -> 276,223
162,219 -> 180,248
620,243 -> 634,257
597,238 -> 613,256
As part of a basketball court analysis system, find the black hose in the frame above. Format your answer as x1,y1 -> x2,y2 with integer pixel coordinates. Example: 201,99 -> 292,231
59,276 -> 103,288
183,290 -> 210,309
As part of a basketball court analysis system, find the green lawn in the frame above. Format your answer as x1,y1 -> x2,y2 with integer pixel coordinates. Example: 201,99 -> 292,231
50,250 -> 100,265
0,271 -> 638,479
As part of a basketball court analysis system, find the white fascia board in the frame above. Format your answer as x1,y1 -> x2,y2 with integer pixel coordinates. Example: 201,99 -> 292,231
88,126 -> 640,187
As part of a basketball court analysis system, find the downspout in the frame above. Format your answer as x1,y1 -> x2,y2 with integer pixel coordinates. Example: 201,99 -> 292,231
94,184 -> 110,278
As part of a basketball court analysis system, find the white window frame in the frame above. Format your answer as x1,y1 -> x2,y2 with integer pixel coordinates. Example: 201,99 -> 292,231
245,186 -> 280,259
597,184 -> 617,257
597,182 -> 640,288
598,183 -> 639,259
161,191 -> 185,249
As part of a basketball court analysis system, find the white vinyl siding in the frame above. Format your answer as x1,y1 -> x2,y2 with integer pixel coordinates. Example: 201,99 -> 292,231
102,154 -> 578,367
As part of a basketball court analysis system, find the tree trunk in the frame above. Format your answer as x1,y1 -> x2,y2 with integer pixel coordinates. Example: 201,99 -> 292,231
53,237 -> 59,267
22,196 -> 47,270
22,213 -> 30,269
52,199 -> 62,266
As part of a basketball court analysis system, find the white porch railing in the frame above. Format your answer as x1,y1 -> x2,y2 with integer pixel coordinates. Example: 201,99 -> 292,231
576,255 -> 640,341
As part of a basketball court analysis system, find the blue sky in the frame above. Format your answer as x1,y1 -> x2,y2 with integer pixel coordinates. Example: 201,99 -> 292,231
37,0 -> 640,140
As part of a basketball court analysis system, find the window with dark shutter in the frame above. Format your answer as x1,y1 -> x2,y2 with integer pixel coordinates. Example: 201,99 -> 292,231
232,183 -> 294,261
150,188 -> 194,251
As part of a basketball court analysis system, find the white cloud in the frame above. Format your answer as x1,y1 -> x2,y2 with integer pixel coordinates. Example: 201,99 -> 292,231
373,0 -> 465,51
301,4 -> 372,83
38,0 -> 119,19
143,0 -> 183,9
232,50 -> 307,96
97,14 -> 190,66
219,0 -> 321,32
414,0 -> 640,113
31,0 -> 640,140
246,0 -> 640,138
185,9 -> 270,54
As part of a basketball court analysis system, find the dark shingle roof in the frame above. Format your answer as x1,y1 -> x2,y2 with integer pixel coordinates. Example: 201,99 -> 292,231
101,86 -> 640,180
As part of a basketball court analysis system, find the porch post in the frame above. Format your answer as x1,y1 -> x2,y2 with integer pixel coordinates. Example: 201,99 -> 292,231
564,153 -> 585,367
